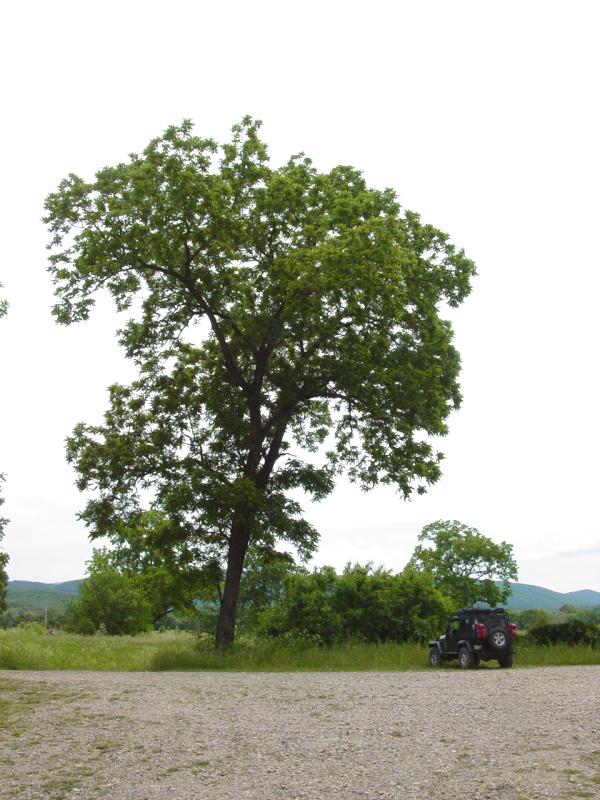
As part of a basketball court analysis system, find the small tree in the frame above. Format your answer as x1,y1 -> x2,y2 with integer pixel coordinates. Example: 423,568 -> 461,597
409,520 -> 518,607
66,550 -> 152,635
98,511 -> 206,625
45,118 -> 476,648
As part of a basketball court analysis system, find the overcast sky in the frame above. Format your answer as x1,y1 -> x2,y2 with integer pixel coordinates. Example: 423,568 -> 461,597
1,1 -> 599,593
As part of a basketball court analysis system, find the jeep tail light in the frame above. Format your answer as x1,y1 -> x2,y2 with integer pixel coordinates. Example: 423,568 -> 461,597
475,622 -> 487,639
508,623 -> 517,637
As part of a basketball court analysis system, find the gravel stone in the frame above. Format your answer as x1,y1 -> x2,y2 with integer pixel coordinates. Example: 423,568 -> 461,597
1,666 -> 599,799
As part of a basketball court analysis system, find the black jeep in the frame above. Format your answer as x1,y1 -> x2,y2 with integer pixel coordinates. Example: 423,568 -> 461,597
428,608 -> 516,669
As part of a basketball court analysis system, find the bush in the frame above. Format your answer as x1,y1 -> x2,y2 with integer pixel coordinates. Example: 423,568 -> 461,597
527,619 -> 600,647
257,564 -> 452,645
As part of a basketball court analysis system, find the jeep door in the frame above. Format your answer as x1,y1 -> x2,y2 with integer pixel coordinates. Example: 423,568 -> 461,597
444,618 -> 460,654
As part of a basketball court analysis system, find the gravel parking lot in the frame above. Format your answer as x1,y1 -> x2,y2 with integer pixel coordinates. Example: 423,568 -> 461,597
1,666 -> 599,800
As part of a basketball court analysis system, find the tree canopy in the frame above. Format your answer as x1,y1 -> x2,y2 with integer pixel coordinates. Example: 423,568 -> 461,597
44,117 -> 476,647
408,520 -> 518,607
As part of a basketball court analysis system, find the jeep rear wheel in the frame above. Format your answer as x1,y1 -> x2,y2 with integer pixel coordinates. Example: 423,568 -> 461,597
458,646 -> 474,669
429,649 -> 442,667
498,654 -> 513,668
488,627 -> 508,651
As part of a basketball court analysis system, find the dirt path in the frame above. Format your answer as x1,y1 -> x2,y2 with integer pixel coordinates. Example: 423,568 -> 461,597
1,666 -> 599,800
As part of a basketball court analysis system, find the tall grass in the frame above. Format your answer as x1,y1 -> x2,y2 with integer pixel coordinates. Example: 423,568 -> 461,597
0,629 -> 184,671
150,637 -> 429,672
1,629 -> 599,672
514,642 -> 600,667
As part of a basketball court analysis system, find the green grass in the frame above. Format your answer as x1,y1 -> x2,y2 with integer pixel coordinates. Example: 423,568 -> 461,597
151,637 -> 429,671
0,629 -> 185,671
1,629 -> 599,672
513,643 -> 600,667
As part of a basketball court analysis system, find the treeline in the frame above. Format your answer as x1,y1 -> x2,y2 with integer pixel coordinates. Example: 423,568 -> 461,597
237,563 -> 452,645
12,520 -> 518,642
510,606 -> 600,629
4,518 -> 598,648
3,564 -> 600,650
19,556 -> 454,644
509,607 -> 600,648
0,606 -> 198,632
4,590 -> 599,640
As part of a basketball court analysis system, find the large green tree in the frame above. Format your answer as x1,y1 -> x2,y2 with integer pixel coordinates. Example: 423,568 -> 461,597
44,118 -> 475,648
408,520 -> 518,607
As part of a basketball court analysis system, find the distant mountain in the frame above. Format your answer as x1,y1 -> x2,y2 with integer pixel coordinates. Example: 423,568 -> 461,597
503,582 -> 600,611
562,589 -> 600,607
8,580 -> 81,596
6,580 -> 82,615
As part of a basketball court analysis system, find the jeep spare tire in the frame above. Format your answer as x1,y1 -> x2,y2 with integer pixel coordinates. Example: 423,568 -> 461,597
488,627 -> 508,651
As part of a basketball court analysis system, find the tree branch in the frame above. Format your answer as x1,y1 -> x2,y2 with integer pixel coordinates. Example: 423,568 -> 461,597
135,255 -> 250,394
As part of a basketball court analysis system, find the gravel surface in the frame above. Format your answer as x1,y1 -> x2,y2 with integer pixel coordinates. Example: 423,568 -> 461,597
1,666 -> 599,800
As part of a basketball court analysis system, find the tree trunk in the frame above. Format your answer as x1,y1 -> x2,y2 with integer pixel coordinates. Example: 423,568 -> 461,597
215,521 -> 251,650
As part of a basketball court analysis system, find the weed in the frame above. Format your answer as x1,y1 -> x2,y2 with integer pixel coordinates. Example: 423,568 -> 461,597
160,766 -> 181,777
43,775 -> 80,797
92,737 -> 119,753
0,678 -> 72,737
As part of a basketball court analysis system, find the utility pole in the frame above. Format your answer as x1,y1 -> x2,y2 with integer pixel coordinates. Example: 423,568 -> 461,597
44,602 -> 47,631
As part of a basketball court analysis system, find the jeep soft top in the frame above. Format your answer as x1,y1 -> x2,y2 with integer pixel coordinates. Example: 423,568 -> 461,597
428,607 -> 516,669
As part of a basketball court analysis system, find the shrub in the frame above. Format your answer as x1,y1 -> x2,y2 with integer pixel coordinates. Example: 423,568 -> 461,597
257,564 -> 452,645
527,619 -> 600,647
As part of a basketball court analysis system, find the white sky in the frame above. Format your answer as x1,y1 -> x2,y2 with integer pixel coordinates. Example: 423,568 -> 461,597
1,1 -> 599,593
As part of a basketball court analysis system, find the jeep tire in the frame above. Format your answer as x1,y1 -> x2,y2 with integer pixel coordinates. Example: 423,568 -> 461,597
488,627 -> 509,652
428,648 -> 442,667
498,654 -> 513,668
458,646 -> 475,669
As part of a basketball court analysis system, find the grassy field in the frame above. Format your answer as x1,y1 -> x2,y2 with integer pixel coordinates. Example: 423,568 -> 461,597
1,629 -> 600,672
